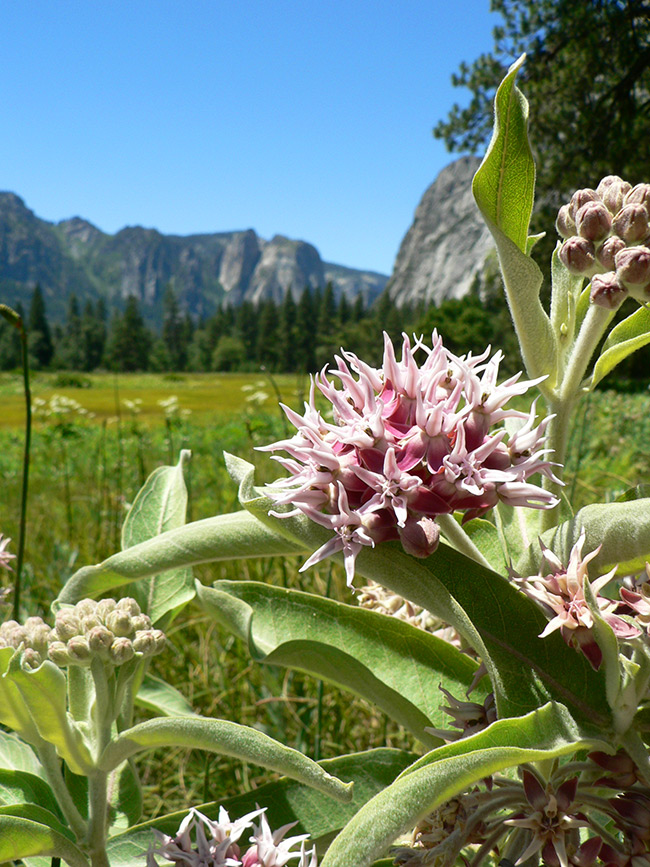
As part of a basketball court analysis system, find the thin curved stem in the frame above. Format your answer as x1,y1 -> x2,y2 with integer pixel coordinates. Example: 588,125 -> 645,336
436,513 -> 492,570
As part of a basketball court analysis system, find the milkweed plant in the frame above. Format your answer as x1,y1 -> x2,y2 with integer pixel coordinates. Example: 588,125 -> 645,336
3,55 -> 650,867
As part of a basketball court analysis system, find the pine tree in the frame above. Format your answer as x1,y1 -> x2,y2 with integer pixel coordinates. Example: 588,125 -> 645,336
295,288 -> 317,372
162,285 -> 187,371
54,294 -> 85,369
27,284 -> 53,369
104,296 -> 151,371
81,299 -> 107,370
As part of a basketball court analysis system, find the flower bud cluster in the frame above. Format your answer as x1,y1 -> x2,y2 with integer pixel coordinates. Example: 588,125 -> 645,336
557,176 -> 650,308
0,597 -> 165,670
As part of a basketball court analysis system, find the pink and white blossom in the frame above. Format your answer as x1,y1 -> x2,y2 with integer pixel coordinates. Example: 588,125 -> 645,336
0,535 -> 15,572
262,332 -> 560,585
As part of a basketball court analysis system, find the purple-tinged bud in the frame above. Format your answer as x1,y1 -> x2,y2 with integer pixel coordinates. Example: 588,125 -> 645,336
106,609 -> 134,638
596,235 -> 626,271
22,648 -> 43,670
87,625 -> 115,657
575,201 -> 612,243
109,637 -> 135,665
596,175 -> 632,214
612,203 -> 650,243
24,616 -> 50,655
67,635 -> 92,666
48,640 -> 71,667
558,237 -> 596,275
131,614 -> 152,632
615,245 -> 650,289
589,749 -> 639,789
54,611 -> 82,642
398,515 -> 440,558
555,204 -> 576,239
590,272 -> 628,309
96,599 -> 116,621
116,597 -> 141,618
132,629 -> 166,656
625,183 -> 650,215
568,188 -> 598,220
81,614 -> 102,631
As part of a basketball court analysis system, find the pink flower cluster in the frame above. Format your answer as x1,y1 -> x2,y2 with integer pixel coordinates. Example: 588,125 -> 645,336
262,332 -> 559,585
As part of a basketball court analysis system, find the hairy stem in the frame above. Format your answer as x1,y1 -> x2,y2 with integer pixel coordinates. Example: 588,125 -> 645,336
37,741 -> 87,841
436,513 -> 492,569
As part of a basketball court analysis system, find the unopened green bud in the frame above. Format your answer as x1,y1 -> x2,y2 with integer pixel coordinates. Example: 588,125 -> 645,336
22,648 -> 43,670
96,599 -> 117,621
74,599 -> 98,619
131,614 -> 152,632
0,304 -> 22,330
67,635 -> 92,665
87,625 -> 115,657
597,175 -> 632,214
555,204 -> 576,239
24,616 -> 51,655
116,597 -> 141,618
590,272 -> 628,309
81,614 -> 102,631
133,628 -> 166,656
559,237 -> 596,275
48,640 -> 71,667
568,188 -> 598,220
596,235 -> 626,271
55,611 -> 82,642
612,203 -> 650,243
615,246 -> 650,289
109,637 -> 135,665
106,609 -> 135,638
576,201 -> 612,243
625,183 -> 650,215
0,621 -> 26,648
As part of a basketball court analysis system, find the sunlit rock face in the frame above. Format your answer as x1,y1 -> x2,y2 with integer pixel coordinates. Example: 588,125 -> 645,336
386,156 -> 494,307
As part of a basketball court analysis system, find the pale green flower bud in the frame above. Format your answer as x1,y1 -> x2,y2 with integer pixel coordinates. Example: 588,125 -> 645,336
48,640 -> 71,667
55,611 -> 82,642
1,621 -> 26,648
131,614 -> 152,632
67,635 -> 92,666
87,625 -> 115,657
575,201 -> 612,243
81,614 -> 102,631
109,637 -> 135,665
559,237 -> 597,275
96,599 -> 117,621
615,246 -> 650,289
597,175 -> 632,214
24,616 -> 51,656
116,597 -> 141,618
612,203 -> 650,243
568,188 -> 598,220
555,204 -> 576,239
590,272 -> 628,309
133,628 -> 166,656
74,599 -> 98,619
22,648 -> 43,670
106,609 -> 135,638
625,183 -> 650,215
596,235 -> 626,271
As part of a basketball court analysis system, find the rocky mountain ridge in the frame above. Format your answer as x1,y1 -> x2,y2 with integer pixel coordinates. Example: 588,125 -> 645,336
0,193 -> 388,322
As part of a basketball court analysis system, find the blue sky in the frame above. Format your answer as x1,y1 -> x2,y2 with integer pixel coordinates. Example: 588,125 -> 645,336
3,1 -> 499,275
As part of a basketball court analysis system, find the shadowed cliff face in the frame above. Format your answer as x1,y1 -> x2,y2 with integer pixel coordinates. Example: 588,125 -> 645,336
0,193 -> 388,321
386,156 -> 494,307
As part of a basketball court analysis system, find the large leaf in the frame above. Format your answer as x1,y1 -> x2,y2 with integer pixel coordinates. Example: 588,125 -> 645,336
592,305 -> 650,387
197,580 -> 482,747
0,804 -> 88,866
0,768 -> 62,817
472,54 -> 556,387
98,716 -> 352,803
321,703 -> 608,867
106,749 -> 416,866
516,497 -> 650,578
120,449 -> 195,625
55,510 -> 302,609
0,723 -> 43,776
135,672 -> 196,717
7,655 -> 94,775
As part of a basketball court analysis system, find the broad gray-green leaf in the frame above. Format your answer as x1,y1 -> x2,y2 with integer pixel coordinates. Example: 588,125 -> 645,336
0,726 -> 43,777
463,517 -> 508,573
7,656 -> 93,775
592,305 -> 650,387
516,498 -> 650,578
0,648 -> 42,742
98,716 -> 352,802
106,749 -> 416,866
197,580 -> 482,747
0,768 -> 61,817
0,804 -> 88,866
321,703 -> 607,867
55,510 -> 303,609
120,449 -> 194,624
472,54 -> 556,387
135,673 -> 196,717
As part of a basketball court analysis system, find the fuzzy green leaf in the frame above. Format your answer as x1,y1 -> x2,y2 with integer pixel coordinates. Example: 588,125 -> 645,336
0,729 -> 44,777
0,804 -> 88,866
98,716 -> 352,802
472,54 -> 556,387
135,673 -> 196,718
106,749 -> 415,865
197,580 -> 482,747
321,703 -> 607,867
592,305 -> 650,387
0,769 -> 62,817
